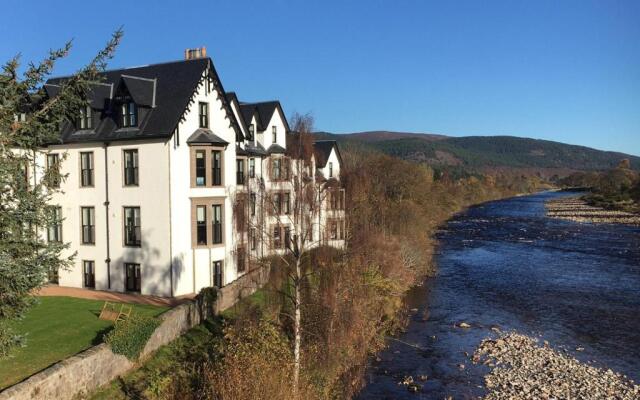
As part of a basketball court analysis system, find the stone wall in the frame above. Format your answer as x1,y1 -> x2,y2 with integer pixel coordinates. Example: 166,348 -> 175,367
0,266 -> 269,400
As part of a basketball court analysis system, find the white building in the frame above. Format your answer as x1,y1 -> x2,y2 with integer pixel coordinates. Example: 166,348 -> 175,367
36,49 -> 345,297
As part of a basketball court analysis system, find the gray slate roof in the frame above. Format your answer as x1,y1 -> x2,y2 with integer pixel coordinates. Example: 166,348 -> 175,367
187,128 -> 229,146
45,58 -> 240,144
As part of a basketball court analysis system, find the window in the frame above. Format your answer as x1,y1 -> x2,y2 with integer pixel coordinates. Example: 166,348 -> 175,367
47,206 -> 63,243
273,193 -> 281,215
196,206 -> 207,245
195,151 -> 206,186
283,192 -> 290,215
213,260 -> 223,288
273,226 -> 281,249
123,149 -> 139,186
80,152 -> 94,187
46,153 -> 60,188
249,158 -> 255,178
250,227 -> 257,250
250,193 -> 256,216
212,150 -> 222,186
237,247 -> 246,273
212,204 -> 222,244
272,158 -> 281,180
78,105 -> 92,129
248,124 -> 255,138
272,126 -> 277,143
124,207 -> 141,246
121,102 -> 138,127
328,162 -> 333,178
81,207 -> 95,244
330,220 -> 338,240
199,102 -> 209,128
83,260 -> 95,289
124,263 -> 141,292
236,159 -> 245,185
284,226 -> 291,250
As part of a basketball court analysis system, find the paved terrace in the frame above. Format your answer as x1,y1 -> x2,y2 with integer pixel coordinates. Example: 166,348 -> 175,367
35,285 -> 194,307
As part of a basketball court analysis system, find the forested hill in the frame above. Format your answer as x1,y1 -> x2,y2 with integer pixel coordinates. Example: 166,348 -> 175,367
315,131 -> 640,172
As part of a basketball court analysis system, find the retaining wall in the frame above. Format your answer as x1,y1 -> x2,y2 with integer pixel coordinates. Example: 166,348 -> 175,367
0,266 -> 268,400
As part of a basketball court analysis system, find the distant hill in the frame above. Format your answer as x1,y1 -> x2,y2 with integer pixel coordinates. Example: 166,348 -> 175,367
315,131 -> 640,174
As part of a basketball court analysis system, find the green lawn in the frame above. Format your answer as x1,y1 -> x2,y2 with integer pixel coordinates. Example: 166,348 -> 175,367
0,296 -> 167,389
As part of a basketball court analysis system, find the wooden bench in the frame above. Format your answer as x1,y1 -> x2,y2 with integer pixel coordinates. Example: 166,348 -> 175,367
99,301 -> 132,323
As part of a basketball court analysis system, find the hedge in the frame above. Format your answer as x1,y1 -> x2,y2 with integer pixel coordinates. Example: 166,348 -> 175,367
105,314 -> 160,360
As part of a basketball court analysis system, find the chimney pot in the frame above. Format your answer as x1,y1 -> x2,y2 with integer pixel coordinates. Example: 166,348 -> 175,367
185,46 -> 207,60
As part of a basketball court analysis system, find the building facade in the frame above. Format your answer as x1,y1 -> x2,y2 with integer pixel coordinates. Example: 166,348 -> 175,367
36,50 -> 345,297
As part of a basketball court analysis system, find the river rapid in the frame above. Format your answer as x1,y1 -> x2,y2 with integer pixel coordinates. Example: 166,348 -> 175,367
357,191 -> 640,399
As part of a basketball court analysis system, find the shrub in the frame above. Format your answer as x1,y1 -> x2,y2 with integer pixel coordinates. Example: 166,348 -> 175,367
105,314 -> 160,360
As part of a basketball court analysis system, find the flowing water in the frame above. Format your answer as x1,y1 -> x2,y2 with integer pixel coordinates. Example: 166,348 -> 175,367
357,191 -> 640,399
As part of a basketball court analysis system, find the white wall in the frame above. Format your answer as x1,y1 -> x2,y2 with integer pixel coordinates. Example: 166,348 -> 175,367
169,70 -> 239,296
44,139 -> 173,296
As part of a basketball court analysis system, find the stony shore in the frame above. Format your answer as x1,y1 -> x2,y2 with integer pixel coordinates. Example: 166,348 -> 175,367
474,333 -> 640,400
545,197 -> 640,225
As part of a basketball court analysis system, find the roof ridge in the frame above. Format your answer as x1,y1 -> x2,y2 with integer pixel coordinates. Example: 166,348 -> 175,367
48,58 -> 208,81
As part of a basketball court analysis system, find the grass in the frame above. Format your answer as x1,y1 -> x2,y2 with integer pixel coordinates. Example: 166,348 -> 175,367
0,296 -> 167,390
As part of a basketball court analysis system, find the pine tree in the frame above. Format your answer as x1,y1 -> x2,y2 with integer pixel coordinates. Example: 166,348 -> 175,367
0,30 -> 122,357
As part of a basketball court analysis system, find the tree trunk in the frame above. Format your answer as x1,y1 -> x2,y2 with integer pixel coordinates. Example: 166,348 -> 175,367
293,255 -> 302,398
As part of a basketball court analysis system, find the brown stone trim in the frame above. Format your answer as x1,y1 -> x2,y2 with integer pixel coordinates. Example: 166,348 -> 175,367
189,145 -> 225,188
190,197 -> 225,249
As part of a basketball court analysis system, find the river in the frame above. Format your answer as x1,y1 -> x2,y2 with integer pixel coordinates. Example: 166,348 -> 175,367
357,191 -> 640,399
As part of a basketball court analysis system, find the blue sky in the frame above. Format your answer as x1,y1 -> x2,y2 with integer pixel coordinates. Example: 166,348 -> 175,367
2,0 -> 639,155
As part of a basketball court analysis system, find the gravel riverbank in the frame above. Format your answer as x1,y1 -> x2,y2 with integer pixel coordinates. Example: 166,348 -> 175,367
545,197 -> 640,225
474,333 -> 640,400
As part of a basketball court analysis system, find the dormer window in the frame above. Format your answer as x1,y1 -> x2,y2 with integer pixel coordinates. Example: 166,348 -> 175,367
272,126 -> 277,143
249,124 -> 255,138
199,102 -> 209,128
78,105 -> 92,130
120,101 -> 138,128
328,162 -> 333,178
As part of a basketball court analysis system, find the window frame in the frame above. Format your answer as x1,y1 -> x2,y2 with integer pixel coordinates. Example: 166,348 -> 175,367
80,151 -> 94,187
191,197 -> 224,248
123,149 -> 139,187
198,102 -> 209,129
212,204 -> 223,245
212,260 -> 223,288
123,206 -> 141,247
120,101 -> 138,128
272,125 -> 277,143
78,105 -> 93,130
236,158 -> 245,185
249,157 -> 255,178
196,205 -> 207,245
195,150 -> 206,187
124,262 -> 141,293
83,260 -> 95,289
47,206 -> 63,243
80,206 -> 95,245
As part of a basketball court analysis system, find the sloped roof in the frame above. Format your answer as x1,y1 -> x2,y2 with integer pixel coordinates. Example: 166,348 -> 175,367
186,128 -> 229,146
267,143 -> 286,154
313,140 -> 339,168
121,75 -> 155,107
45,58 -> 241,144
235,99 -> 290,133
246,142 -> 268,156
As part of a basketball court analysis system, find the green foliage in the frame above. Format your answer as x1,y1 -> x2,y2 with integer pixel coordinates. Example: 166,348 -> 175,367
317,132 -> 640,172
105,314 -> 160,361
196,286 -> 218,305
0,30 -> 122,357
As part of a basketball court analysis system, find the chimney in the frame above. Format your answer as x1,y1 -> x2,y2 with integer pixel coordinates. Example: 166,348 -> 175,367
184,47 -> 207,60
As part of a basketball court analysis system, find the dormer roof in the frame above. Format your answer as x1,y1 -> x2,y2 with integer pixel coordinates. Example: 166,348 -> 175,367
44,57 -> 241,144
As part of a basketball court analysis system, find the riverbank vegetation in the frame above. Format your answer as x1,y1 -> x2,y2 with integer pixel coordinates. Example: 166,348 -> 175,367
560,159 -> 640,214
90,148 -> 545,399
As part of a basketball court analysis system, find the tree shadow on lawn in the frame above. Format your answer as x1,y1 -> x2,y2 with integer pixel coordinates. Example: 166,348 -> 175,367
91,325 -> 115,346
